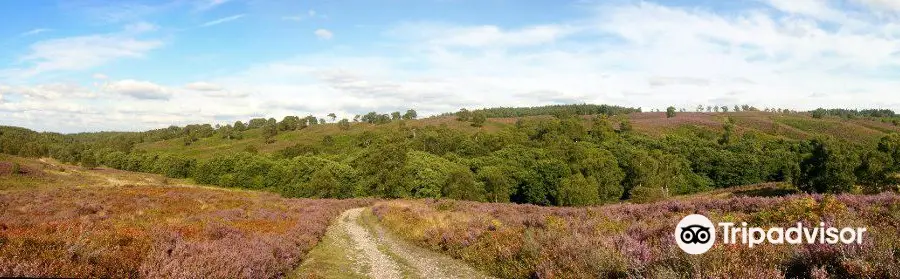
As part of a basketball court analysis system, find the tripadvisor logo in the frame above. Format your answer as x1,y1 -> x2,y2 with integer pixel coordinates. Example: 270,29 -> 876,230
674,214 -> 868,255
675,214 -> 716,254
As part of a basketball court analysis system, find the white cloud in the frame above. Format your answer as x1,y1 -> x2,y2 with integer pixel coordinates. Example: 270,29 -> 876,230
105,79 -> 170,100
203,90 -> 250,98
0,83 -> 95,99
184,81 -> 223,91
92,73 -> 108,80
648,77 -> 711,87
9,34 -> 161,78
851,0 -> 900,11
9,0 -> 900,132
201,14 -> 245,27
763,0 -> 845,22
314,29 -> 333,39
20,28 -> 51,36
391,23 -> 578,48
124,22 -> 158,33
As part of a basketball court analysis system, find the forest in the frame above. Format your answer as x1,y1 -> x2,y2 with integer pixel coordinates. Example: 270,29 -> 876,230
2,104 -> 899,206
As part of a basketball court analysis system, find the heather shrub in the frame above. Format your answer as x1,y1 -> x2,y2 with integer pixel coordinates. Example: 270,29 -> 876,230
0,184 -> 371,278
374,193 -> 900,278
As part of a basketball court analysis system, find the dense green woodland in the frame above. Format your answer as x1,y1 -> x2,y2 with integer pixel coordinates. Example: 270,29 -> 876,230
2,104 -> 900,206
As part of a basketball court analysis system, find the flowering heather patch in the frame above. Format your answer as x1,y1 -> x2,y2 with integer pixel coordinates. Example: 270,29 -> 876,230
372,193 -> 900,278
629,112 -> 722,136
0,183 -> 370,278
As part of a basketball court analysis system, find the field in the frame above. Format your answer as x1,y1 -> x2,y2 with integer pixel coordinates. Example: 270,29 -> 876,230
0,156 -> 370,278
372,186 -> 900,278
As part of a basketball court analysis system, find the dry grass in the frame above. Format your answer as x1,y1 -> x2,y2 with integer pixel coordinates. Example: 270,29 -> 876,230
373,192 -> 900,278
0,156 -> 372,278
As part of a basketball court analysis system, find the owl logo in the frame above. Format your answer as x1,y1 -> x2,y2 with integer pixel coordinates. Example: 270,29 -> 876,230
675,214 -> 716,254
679,225 -> 712,244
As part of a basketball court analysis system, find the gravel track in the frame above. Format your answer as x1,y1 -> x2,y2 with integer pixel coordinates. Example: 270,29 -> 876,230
329,207 -> 494,279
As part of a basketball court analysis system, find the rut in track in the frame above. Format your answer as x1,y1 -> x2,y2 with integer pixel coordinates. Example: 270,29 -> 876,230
294,207 -> 494,279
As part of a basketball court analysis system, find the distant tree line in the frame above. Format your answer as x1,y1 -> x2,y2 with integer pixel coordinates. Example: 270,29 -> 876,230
811,108 -> 898,121
440,104 -> 641,119
1,105 -> 899,206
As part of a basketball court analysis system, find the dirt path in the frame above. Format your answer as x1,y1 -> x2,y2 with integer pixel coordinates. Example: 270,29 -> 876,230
293,208 -> 494,279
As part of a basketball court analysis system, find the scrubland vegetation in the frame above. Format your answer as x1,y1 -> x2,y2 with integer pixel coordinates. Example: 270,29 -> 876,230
372,188 -> 900,278
1,104 -> 900,278
0,156 -> 370,278
3,104 -> 900,206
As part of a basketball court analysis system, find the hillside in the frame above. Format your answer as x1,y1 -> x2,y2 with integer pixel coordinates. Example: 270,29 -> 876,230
134,111 -> 900,158
2,105 -> 900,207
0,155 -> 370,277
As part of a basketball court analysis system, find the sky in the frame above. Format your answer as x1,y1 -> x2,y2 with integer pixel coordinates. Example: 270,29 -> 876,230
2,0 -> 900,132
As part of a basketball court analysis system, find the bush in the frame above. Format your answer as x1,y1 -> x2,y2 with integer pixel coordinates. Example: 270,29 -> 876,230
557,173 -> 599,206
628,186 -> 668,203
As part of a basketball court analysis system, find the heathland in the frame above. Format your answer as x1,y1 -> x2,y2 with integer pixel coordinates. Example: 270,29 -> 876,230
2,104 -> 900,278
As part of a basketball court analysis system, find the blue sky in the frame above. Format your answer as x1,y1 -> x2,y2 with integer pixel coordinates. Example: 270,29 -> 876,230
2,0 -> 900,132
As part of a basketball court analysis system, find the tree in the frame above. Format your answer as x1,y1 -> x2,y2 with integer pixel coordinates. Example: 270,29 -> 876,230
856,150 -> 892,192
456,108 -> 472,121
714,106 -> 720,112
301,162 -> 358,198
558,173 -> 599,206
403,109 -> 418,120
471,112 -> 486,127
734,105 -> 741,112
719,120 -> 735,145
666,106 -> 676,118
574,145 -> 624,203
443,168 -> 483,201
619,119 -> 633,132
391,111 -> 402,121
878,133 -> 900,170
478,166 -> 514,202
279,116 -> 301,131
590,116 -> 616,142
233,121 -> 247,131
812,108 -> 826,119
798,139 -> 859,193
707,106 -> 713,112
353,141 -> 409,197
353,115 -> 361,122
247,118 -> 267,129
183,133 -> 198,146
262,122 -> 278,144
327,113 -> 337,122
305,116 -> 318,125
697,105 -> 704,112
721,106 -> 729,112
338,119 -> 351,130
79,151 -> 99,169
361,112 -> 379,124
218,124 -> 241,140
